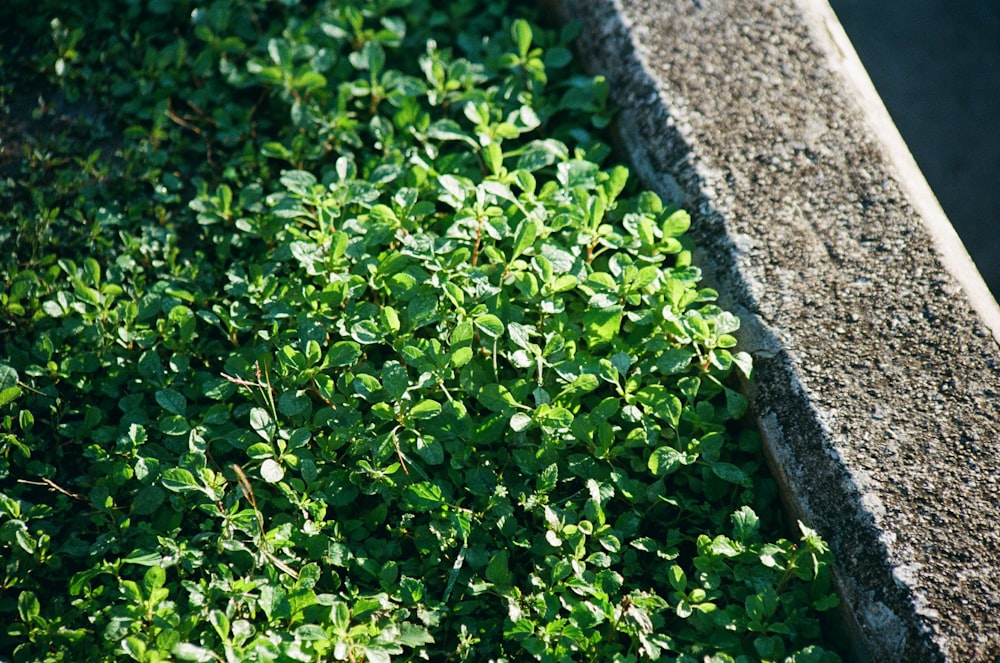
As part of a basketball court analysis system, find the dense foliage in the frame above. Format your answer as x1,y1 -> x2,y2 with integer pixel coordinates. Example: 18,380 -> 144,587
0,0 -> 841,661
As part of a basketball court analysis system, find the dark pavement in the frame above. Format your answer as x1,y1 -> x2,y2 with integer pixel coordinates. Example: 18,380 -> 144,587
828,0 -> 1000,298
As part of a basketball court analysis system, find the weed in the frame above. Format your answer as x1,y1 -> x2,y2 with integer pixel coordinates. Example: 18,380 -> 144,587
0,1 -> 840,660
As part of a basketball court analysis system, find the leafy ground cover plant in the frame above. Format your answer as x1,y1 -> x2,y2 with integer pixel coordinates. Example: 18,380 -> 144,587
0,0 -> 841,661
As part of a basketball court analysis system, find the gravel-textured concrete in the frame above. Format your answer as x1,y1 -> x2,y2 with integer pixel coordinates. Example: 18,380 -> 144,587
548,0 -> 1000,660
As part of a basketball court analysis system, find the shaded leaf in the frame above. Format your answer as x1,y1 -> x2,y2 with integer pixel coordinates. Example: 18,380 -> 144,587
328,341 -> 361,367
711,462 -> 750,486
155,388 -> 187,416
477,383 -> 518,412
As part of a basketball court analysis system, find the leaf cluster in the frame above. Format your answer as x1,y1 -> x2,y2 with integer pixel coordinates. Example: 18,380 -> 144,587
0,1 -> 840,661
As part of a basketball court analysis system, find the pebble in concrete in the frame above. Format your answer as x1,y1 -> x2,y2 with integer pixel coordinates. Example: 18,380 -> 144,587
548,0 -> 1000,661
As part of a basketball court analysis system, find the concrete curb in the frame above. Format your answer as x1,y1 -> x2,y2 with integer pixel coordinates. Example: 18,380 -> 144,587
795,0 -> 1000,344
548,1 -> 1000,660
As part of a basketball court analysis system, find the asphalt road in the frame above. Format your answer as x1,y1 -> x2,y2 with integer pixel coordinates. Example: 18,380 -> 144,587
828,0 -> 1000,298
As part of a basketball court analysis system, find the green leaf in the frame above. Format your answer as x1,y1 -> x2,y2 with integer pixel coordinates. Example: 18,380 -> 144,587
382,361 -> 409,400
483,143 -> 504,175
437,174 -> 471,207
512,19 -> 533,57
427,119 -> 479,147
278,390 -> 311,417
507,322 -> 533,350
280,169 -> 317,193
17,590 -> 40,623
537,405 -> 573,430
287,427 -> 311,449
408,291 -> 438,328
556,373 -> 599,402
511,218 -> 537,261
372,403 -> 395,421
73,282 -> 101,306
294,70 -> 327,91
0,496 -> 19,519
711,462 -> 749,486
662,209 -> 691,236
398,622 -> 434,648
250,407 -> 273,441
678,376 -> 700,401
132,486 -> 166,515
380,306 -> 400,333
261,142 -> 292,160
328,341 -> 361,367
209,609 -> 230,641
173,643 -> 215,662
247,442 -> 274,460
168,305 -> 196,339
409,399 -> 441,420
714,311 -> 741,335
657,348 -> 694,375
290,241 -> 324,274
159,415 -> 190,436
634,385 -> 681,427
451,346 -> 473,367
486,550 -> 511,585
813,593 -> 841,611
351,320 -> 382,344
510,412 -> 533,432
731,506 -> 760,541
352,40 -> 385,74
123,550 -> 164,566
477,383 -> 518,412
753,635 -> 784,659
415,436 -> 444,465
143,565 -> 166,592
261,459 -> 285,483
403,482 -> 445,512
725,388 -> 748,419
300,458 -> 318,483
161,468 -> 199,493
122,636 -> 146,660
582,305 -> 623,346
605,165 -> 630,200
466,467 -> 496,496
0,364 -> 19,391
474,314 -> 504,340
536,463 -> 558,493
588,271 -> 617,292
747,586 -> 779,621
709,535 -> 743,558
733,351 -> 753,379
667,565 -> 686,592
558,159 -> 599,188
155,388 -> 187,416
68,567 -> 104,597
120,579 -> 143,603
0,386 -> 21,408
516,139 -> 565,171
305,339 -> 322,365
648,446 -> 684,477
451,320 -> 474,345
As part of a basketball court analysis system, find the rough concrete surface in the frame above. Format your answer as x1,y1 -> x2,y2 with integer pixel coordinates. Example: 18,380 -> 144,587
547,0 -> 1000,660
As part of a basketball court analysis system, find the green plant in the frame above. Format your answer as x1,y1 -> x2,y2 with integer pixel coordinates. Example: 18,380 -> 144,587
0,1 -> 840,661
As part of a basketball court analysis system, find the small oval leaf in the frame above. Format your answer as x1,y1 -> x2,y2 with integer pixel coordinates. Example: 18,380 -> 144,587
260,459 -> 285,484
